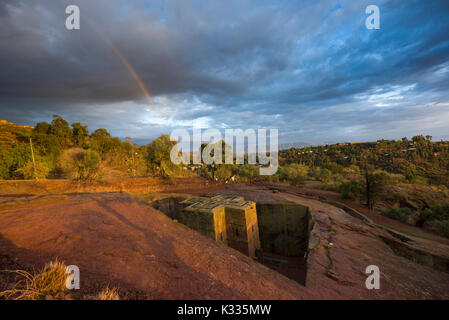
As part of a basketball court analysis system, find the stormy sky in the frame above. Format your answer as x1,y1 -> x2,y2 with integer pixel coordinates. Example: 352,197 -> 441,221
1,0 -> 449,145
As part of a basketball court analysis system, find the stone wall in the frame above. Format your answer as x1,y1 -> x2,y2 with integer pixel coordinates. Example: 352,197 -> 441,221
175,196 -> 262,259
256,202 -> 310,257
153,196 -> 311,262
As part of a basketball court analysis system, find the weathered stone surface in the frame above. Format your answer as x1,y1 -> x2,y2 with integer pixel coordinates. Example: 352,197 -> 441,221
178,196 -> 261,258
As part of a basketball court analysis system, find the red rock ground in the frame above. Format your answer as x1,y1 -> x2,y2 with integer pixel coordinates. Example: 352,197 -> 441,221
215,185 -> 449,299
272,182 -> 449,246
0,182 -> 448,299
0,193 -> 314,299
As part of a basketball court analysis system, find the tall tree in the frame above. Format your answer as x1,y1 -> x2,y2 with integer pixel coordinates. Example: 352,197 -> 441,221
360,153 -> 389,210
49,115 -> 72,148
146,134 -> 179,177
71,122 -> 89,147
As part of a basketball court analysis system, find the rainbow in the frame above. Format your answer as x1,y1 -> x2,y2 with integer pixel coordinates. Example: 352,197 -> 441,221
106,39 -> 154,106
85,15 -> 154,106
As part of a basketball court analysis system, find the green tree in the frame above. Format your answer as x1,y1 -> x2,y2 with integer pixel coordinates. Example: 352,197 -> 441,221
34,121 -> 51,134
49,115 -> 72,148
360,152 -> 389,210
236,164 -> 259,182
339,180 -> 363,200
318,168 -> 332,183
31,131 -> 61,156
363,169 -> 389,210
146,134 -> 179,177
71,122 -> 89,147
17,159 -> 51,179
0,144 -> 31,179
280,163 -> 308,187
90,128 -> 112,155
382,207 -> 411,223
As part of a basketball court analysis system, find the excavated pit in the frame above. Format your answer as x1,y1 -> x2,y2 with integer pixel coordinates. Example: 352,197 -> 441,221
152,195 -> 312,285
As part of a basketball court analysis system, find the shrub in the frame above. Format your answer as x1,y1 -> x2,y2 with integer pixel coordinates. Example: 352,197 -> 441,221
386,173 -> 406,185
16,160 -> 51,179
347,165 -> 360,174
0,144 -> 31,179
324,162 -> 345,175
307,167 -> 321,180
59,148 -> 100,180
318,168 -> 332,183
406,175 -> 428,185
382,207 -> 412,223
280,163 -> 308,187
198,166 -> 213,180
417,208 -> 433,226
434,220 -> 449,238
289,173 -> 306,187
159,159 -> 183,177
265,174 -> 280,183
73,149 -> 100,180
215,165 -> 233,182
430,203 -> 449,220
339,180 -> 363,200
236,164 -> 259,182
417,203 -> 449,237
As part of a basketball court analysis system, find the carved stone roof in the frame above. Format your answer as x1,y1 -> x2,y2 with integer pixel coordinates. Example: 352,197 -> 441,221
181,195 -> 254,212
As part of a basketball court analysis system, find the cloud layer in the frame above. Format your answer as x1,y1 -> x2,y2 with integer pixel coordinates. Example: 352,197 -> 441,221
1,0 -> 449,144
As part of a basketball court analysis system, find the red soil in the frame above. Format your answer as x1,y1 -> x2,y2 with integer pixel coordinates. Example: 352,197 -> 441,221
1,183 -> 448,299
0,193 -> 314,299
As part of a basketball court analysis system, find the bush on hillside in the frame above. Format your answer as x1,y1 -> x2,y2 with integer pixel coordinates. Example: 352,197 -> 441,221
338,180 -> 363,200
236,164 -> 259,182
416,203 -> 449,237
382,207 -> 412,224
214,165 -> 233,182
16,160 -> 51,179
59,148 -> 100,180
279,163 -> 308,187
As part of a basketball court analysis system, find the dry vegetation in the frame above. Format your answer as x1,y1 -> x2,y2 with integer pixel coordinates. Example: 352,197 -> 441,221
0,259 -> 119,300
0,259 -> 66,300
97,287 -> 120,300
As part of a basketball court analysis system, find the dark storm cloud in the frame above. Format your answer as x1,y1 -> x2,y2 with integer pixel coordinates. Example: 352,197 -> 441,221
0,0 -> 295,101
0,0 -> 449,143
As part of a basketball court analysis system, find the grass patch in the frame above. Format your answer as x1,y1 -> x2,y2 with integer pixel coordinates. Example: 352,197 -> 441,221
0,259 -> 67,300
97,287 -> 120,300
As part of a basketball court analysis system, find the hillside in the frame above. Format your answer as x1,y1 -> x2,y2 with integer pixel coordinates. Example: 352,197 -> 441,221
0,119 -> 33,152
279,137 -> 449,187
1,117 -> 448,243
